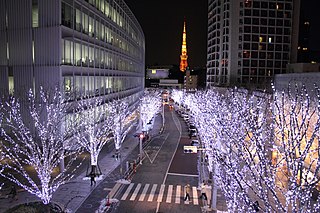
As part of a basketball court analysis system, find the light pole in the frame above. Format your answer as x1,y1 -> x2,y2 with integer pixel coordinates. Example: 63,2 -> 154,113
162,100 -> 165,127
139,133 -> 143,164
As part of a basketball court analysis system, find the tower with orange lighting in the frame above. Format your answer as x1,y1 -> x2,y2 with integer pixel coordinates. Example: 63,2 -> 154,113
179,20 -> 188,72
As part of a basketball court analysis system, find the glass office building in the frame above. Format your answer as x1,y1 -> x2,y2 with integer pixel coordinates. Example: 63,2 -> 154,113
0,0 -> 145,104
206,0 -> 300,90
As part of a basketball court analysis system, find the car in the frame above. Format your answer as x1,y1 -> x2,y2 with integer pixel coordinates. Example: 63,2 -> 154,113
191,140 -> 199,146
188,125 -> 196,132
190,129 -> 197,137
181,113 -> 189,118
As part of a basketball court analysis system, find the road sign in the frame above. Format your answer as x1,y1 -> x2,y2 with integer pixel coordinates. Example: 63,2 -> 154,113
183,145 -> 197,153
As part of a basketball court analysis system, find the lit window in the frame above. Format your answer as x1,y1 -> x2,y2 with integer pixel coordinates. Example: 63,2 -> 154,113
259,37 -> 263,42
32,0 -> 39,28
304,21 -> 310,25
268,37 -> 272,43
151,69 -> 156,74
303,47 -> 308,51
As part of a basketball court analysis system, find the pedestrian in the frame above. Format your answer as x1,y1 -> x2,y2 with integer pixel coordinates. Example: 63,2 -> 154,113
8,185 -> 17,202
200,181 -> 208,201
90,173 -> 96,186
184,184 -> 191,201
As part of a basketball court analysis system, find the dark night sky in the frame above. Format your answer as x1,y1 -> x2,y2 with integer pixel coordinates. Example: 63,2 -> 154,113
124,0 -> 320,68
125,0 -> 208,68
301,0 -> 320,51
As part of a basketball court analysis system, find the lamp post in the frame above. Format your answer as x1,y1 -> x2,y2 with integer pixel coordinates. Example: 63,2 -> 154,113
162,99 -> 165,127
139,133 -> 143,164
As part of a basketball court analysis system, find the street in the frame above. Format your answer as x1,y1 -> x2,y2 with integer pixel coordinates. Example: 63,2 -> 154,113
76,105 -> 205,213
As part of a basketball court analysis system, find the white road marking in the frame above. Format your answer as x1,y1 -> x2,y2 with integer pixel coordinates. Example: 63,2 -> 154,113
192,186 -> 199,205
175,185 -> 181,204
148,184 -> 157,202
166,185 -> 173,203
129,183 -> 141,201
121,183 -> 134,200
139,183 -> 150,201
157,184 -> 165,202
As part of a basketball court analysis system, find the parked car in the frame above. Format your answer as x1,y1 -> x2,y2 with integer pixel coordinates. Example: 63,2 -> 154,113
181,113 -> 189,119
190,129 -> 197,137
188,125 -> 196,132
191,140 -> 199,146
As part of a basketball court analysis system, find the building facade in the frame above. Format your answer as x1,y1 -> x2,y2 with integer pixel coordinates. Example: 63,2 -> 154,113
184,69 -> 198,91
0,0 -> 145,105
206,0 -> 300,90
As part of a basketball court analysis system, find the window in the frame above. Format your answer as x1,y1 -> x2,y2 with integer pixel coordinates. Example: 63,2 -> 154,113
75,9 -> 81,31
32,0 -> 38,28
252,43 -> 258,50
244,9 -> 251,16
260,18 -> 267,25
259,69 -> 265,75
62,2 -> 72,28
253,10 -> 260,16
259,61 -> 265,67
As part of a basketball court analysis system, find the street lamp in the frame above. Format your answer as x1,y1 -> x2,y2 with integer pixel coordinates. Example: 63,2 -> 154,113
139,133 -> 144,164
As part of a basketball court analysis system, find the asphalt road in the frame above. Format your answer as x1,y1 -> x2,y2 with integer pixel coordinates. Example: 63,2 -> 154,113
114,106 -> 202,213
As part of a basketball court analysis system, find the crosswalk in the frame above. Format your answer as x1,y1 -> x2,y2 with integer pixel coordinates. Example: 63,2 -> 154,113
114,182 -> 205,205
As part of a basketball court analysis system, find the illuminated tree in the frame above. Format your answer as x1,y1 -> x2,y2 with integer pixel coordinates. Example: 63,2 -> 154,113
0,88 -> 82,205
140,90 -> 161,132
185,87 -> 320,212
271,85 -> 320,212
73,98 -> 114,176
109,99 -> 133,156
171,89 -> 184,106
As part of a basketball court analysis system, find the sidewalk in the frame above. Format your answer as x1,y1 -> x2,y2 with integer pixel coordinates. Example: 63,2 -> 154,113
0,114 -> 163,213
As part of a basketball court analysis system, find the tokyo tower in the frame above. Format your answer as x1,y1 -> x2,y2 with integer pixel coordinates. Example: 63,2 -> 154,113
179,20 -> 188,72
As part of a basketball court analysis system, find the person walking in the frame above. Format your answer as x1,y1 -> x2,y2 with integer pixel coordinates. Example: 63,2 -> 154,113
200,181 -> 208,201
90,173 -> 96,186
184,184 -> 191,201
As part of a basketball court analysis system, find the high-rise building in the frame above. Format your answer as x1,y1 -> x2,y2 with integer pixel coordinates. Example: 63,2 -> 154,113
297,1 -> 311,63
206,0 -> 300,90
0,0 -> 145,105
179,20 -> 188,72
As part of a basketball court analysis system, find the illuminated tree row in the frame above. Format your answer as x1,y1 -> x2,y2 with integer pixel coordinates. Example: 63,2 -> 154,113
180,86 -> 320,212
0,88 -> 83,204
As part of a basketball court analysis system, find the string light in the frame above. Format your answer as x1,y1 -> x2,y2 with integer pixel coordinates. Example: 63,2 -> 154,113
172,86 -> 320,212
0,87 -> 83,205
140,90 -> 161,132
